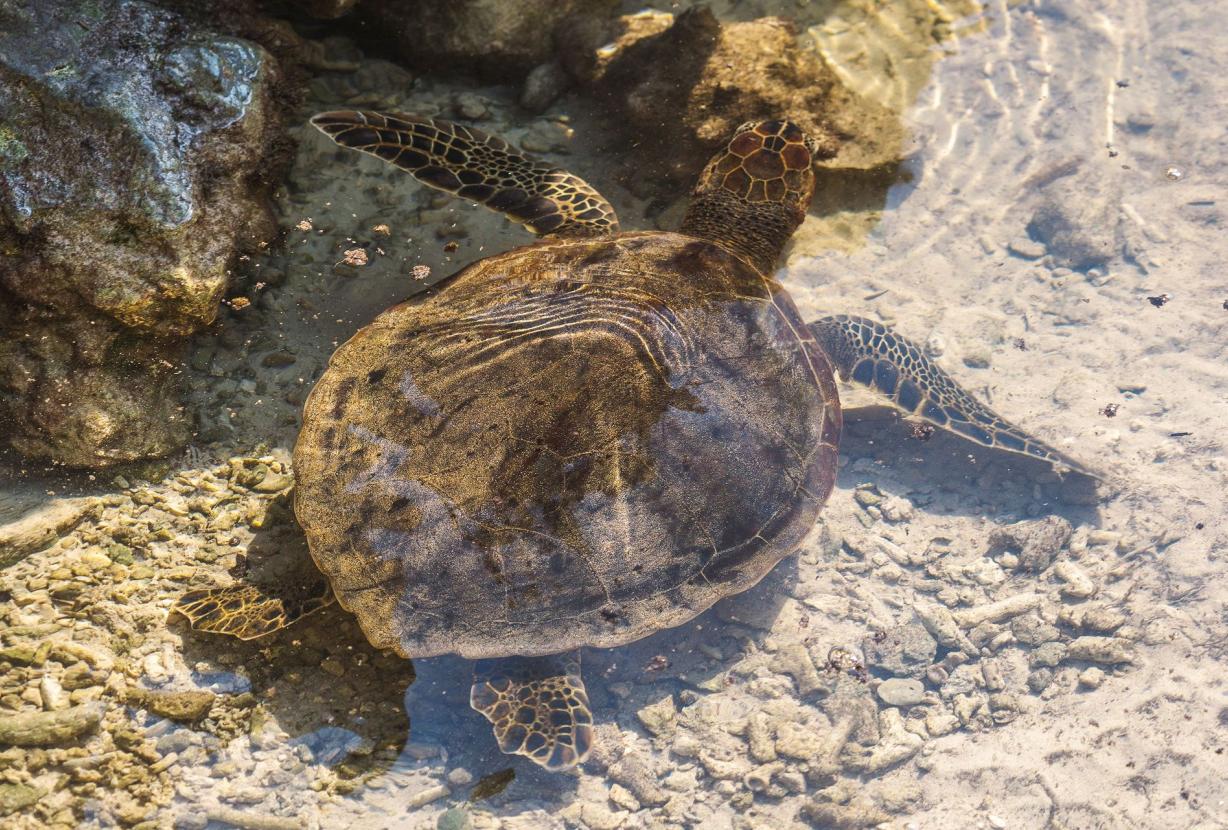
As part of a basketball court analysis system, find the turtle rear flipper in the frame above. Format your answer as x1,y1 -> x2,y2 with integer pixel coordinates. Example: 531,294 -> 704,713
470,652 -> 593,771
174,580 -> 335,640
311,110 -> 619,238
810,314 -> 1098,477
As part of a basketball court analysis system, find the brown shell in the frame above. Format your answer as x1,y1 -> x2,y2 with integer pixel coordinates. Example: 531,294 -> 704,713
292,232 -> 841,660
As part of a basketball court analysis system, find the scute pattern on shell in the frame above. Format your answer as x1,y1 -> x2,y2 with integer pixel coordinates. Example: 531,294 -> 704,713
292,232 -> 840,660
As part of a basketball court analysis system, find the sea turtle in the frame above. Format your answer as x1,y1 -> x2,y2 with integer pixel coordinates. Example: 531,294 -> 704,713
174,111 -> 1091,771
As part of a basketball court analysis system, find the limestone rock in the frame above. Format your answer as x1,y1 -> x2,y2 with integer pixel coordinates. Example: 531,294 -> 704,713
0,495 -> 101,568
360,0 -> 619,80
0,0 -> 284,466
0,702 -> 104,746
559,7 -> 902,190
987,516 -> 1072,573
862,622 -> 937,679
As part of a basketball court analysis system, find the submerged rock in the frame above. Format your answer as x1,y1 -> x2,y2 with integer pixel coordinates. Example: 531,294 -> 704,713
0,0 -> 285,466
0,702 -> 104,746
560,7 -> 903,190
360,0 -> 618,80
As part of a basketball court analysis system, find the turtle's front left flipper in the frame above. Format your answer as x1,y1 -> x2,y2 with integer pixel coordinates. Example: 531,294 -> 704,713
310,110 -> 619,238
470,651 -> 593,771
810,314 -> 1096,477
174,580 -> 335,641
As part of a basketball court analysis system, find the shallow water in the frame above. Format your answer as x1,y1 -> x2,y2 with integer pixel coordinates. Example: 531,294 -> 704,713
1,1 -> 1226,828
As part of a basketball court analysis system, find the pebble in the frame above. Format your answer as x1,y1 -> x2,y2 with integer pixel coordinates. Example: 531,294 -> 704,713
1031,641 -> 1068,668
953,593 -> 1041,628
519,61 -> 569,113
0,783 -> 45,817
128,689 -> 216,722
404,783 -> 451,809
608,783 -> 640,812
863,623 -> 937,679
636,695 -> 677,738
1008,237 -> 1047,259
988,814 -> 1009,829
1054,561 -> 1096,598
1065,637 -> 1133,665
876,678 -> 926,707
39,675 -> 69,711
1078,667 -> 1106,689
925,712 -> 959,737
0,702 -> 104,746
861,709 -> 923,772
745,712 -> 777,762
446,767 -> 474,787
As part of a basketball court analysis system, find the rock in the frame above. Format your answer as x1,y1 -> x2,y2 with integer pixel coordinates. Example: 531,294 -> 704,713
1078,667 -> 1106,689
775,721 -> 825,760
0,782 -> 44,817
952,593 -> 1041,629
745,712 -> 777,762
520,62 -> 570,113
608,752 -> 668,807
770,643 -> 827,696
404,784 -> 451,809
1031,642 -> 1068,668
361,0 -> 618,80
1065,637 -> 1133,665
294,0 -> 359,18
39,675 -> 68,711
1054,561 -> 1097,598
863,622 -> 937,679
0,702 -> 104,746
1027,173 -> 1121,271
925,711 -> 959,737
559,8 -> 900,191
608,783 -> 640,812
1008,237 -> 1047,259
858,709 -> 923,773
801,800 -> 892,829
876,678 -> 926,707
636,695 -> 676,738
987,517 -> 1072,573
1011,614 -> 1061,646
1061,605 -> 1126,633
913,603 -> 974,652
0,496 -> 101,568
127,689 -> 216,722
0,0 -> 285,466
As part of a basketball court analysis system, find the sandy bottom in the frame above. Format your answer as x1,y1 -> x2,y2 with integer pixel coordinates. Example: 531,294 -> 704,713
1,1 -> 1225,828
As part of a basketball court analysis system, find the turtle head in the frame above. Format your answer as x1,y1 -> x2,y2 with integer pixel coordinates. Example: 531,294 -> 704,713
680,120 -> 818,273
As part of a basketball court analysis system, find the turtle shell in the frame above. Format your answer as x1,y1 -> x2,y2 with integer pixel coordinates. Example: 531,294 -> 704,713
293,231 -> 841,659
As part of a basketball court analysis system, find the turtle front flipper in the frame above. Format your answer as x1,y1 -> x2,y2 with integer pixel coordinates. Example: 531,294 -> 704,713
470,651 -> 593,771
173,580 -> 335,641
810,314 -> 1097,477
310,110 -> 619,238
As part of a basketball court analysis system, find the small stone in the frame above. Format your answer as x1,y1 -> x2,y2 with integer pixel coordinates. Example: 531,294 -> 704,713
609,783 -> 640,812
801,800 -> 892,828
876,678 -> 926,707
319,657 -> 346,678
0,782 -> 45,817
39,675 -> 69,711
437,807 -> 472,830
925,712 -> 959,737
1078,667 -> 1105,689
1065,637 -> 1133,665
453,93 -> 489,120
863,623 -> 937,679
1011,614 -> 1061,646
770,643 -> 826,695
988,815 -> 1008,829
636,695 -> 677,738
1031,642 -> 1067,668
953,593 -> 1041,629
861,709 -> 923,772
260,350 -> 297,368
609,752 -> 668,807
745,711 -> 777,762
404,784 -> 450,809
988,517 -> 1072,573
1054,561 -> 1096,598
520,61 -> 569,113
1008,238 -> 1047,259
1027,669 -> 1054,693
0,702 -> 104,746
446,768 -> 473,787
128,689 -> 216,722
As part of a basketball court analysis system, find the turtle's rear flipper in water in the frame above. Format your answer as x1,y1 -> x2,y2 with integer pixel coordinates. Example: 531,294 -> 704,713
470,651 -> 593,771
310,110 -> 619,238
810,314 -> 1098,478
173,580 -> 335,640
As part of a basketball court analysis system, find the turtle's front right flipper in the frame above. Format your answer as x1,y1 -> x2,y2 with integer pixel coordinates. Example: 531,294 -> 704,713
810,314 -> 1097,477
310,110 -> 619,238
470,651 -> 593,771
174,580 -> 335,641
